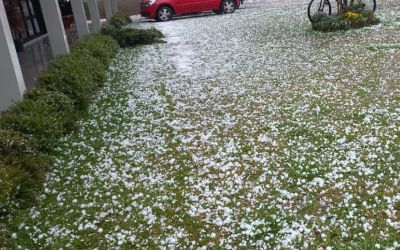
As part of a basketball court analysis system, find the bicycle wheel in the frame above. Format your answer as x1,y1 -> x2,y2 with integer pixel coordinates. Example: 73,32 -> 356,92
350,0 -> 376,12
308,0 -> 332,23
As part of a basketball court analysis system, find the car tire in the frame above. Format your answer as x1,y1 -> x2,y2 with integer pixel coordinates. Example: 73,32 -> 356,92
214,9 -> 223,14
156,6 -> 173,22
221,0 -> 236,14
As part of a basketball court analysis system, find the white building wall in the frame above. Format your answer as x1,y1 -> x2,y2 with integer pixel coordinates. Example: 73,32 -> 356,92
88,0 -> 102,32
71,0 -> 90,37
0,0 -> 26,111
103,0 -> 114,22
39,0 -> 70,57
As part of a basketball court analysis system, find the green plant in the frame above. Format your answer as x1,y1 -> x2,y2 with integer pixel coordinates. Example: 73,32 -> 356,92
343,11 -> 363,21
37,52 -> 105,111
312,10 -> 380,32
364,12 -> 380,25
0,165 -> 36,216
0,33 -> 120,240
0,128 -> 49,187
345,2 -> 368,12
100,25 -> 119,38
110,12 -> 132,28
0,128 -> 38,156
313,15 -> 350,32
72,33 -> 119,66
0,130 -> 51,220
102,12 -> 164,47
0,91 -> 76,151
102,26 -> 164,47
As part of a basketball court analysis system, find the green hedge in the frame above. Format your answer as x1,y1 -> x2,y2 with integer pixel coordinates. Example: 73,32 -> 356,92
0,89 -> 76,151
110,12 -> 132,28
0,129 -> 50,214
0,13 -> 164,241
0,165 -> 36,215
72,33 -> 119,66
37,50 -> 107,111
0,33 -> 119,230
102,26 -> 164,47
0,129 -> 49,186
102,13 -> 164,47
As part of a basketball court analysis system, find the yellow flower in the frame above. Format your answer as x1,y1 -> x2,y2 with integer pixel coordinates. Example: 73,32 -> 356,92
343,11 -> 362,20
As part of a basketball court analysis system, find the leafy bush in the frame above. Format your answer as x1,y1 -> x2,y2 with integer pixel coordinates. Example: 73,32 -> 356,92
37,52 -> 105,111
24,88 -> 79,131
102,26 -> 164,47
0,128 -> 38,156
102,12 -> 164,47
0,129 -> 50,220
0,91 -> 76,151
0,166 -> 36,216
72,33 -> 119,66
100,25 -> 119,41
0,33 -> 119,234
110,12 -> 132,28
313,15 -> 350,32
38,33 -> 120,111
312,9 -> 380,32
345,2 -> 368,12
0,129 -> 49,187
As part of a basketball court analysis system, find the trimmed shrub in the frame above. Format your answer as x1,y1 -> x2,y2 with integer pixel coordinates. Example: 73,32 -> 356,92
37,52 -> 105,111
72,33 -> 119,66
0,129 -> 49,187
0,130 -> 50,220
102,12 -> 164,47
0,33 -> 119,235
123,28 -> 164,45
0,166 -> 36,216
110,12 -> 132,28
102,26 -> 164,47
24,88 -> 79,131
0,90 -> 76,151
0,128 -> 38,156
100,25 -> 119,39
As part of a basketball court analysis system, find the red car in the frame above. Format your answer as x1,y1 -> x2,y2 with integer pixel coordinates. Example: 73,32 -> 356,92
141,0 -> 241,21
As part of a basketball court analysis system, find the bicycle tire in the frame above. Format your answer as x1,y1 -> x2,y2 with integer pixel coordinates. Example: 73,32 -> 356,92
308,0 -> 332,23
360,0 -> 376,12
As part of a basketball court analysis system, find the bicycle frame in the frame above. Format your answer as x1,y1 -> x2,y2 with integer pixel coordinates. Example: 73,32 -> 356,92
308,0 -> 377,23
316,0 -> 351,13
317,0 -> 329,12
316,0 -> 346,12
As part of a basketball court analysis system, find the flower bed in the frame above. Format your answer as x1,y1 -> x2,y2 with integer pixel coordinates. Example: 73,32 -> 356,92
312,9 -> 380,32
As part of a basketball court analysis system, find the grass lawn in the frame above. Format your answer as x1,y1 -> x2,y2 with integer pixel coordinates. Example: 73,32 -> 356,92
5,1 -> 400,249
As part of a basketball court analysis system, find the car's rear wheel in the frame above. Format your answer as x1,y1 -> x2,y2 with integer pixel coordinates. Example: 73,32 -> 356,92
156,6 -> 173,21
221,0 -> 236,13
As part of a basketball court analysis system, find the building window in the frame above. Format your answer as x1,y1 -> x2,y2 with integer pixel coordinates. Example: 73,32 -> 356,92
5,0 -> 46,42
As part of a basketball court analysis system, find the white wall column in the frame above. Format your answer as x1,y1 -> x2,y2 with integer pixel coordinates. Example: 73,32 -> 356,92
39,0 -> 69,57
87,0 -> 102,32
111,0 -> 118,13
0,0 -> 26,111
103,0 -> 113,22
71,0 -> 90,37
